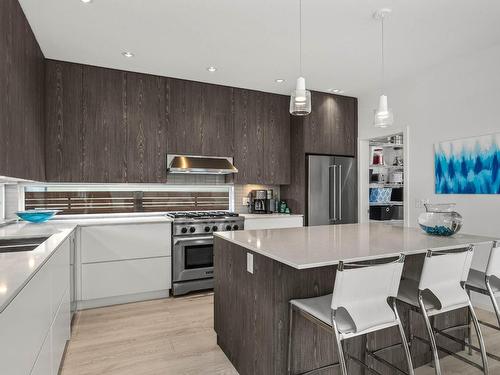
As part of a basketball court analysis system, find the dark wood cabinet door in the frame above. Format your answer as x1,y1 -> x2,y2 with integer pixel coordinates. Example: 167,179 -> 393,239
126,72 -> 167,183
82,65 -> 128,183
167,79 -> 233,157
234,89 -> 290,185
45,61 -> 84,182
0,0 -> 45,181
263,93 -> 290,185
304,92 -> 357,157
233,89 -> 265,184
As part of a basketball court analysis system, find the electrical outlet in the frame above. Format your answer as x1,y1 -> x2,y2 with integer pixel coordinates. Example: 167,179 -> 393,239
247,253 -> 254,274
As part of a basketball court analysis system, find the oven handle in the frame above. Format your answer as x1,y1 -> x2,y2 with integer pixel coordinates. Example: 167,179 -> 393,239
174,236 -> 213,244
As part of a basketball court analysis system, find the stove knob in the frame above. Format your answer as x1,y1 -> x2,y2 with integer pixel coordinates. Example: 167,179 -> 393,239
233,224 -> 239,230
189,227 -> 196,233
204,226 -> 211,232
212,226 -> 218,232
181,227 -> 188,234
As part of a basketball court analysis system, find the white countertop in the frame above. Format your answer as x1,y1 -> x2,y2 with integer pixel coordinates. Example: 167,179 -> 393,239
0,215 -> 173,313
49,215 -> 172,226
240,213 -> 303,219
0,222 -> 77,313
215,223 -> 498,270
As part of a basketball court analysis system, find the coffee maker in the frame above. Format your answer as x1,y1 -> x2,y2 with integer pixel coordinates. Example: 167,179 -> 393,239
249,189 -> 276,214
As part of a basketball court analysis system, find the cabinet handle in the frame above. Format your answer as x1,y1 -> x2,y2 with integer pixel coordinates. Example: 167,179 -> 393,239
329,165 -> 337,221
338,165 -> 342,221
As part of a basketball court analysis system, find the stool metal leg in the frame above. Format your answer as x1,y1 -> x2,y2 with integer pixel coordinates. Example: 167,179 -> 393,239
466,288 -> 473,355
393,300 -> 415,375
332,316 -> 348,375
468,301 -> 490,374
287,304 -> 294,375
485,277 -> 500,328
418,294 -> 442,375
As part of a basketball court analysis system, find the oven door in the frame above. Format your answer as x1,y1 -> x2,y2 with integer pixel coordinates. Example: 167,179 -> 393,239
173,236 -> 214,282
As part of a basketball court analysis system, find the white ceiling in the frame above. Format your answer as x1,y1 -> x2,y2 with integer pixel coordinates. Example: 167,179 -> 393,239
19,0 -> 500,97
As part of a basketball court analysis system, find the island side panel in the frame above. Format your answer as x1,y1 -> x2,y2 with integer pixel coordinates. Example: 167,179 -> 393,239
214,237 -> 366,375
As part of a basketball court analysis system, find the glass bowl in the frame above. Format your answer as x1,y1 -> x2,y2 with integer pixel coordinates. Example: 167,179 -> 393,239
418,204 -> 462,236
16,210 -> 60,223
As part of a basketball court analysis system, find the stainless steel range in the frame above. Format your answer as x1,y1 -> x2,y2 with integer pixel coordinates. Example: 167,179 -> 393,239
167,211 -> 244,296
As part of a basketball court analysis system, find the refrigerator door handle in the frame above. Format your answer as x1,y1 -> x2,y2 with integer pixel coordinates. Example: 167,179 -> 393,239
338,165 -> 342,221
329,165 -> 337,222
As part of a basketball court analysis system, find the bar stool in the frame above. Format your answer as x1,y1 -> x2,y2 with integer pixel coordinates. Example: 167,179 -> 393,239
396,245 -> 489,375
287,254 -> 414,375
465,240 -> 500,360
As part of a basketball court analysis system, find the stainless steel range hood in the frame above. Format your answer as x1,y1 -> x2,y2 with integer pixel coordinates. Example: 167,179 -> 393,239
167,154 -> 238,175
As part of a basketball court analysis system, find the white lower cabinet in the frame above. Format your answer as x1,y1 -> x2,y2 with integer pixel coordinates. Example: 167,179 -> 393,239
0,235 -> 71,375
78,222 -> 172,308
82,257 -> 171,300
244,216 -> 304,230
30,331 -> 52,375
51,289 -> 70,374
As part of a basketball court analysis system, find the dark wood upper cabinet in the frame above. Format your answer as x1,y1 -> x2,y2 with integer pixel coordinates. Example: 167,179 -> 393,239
0,0 -> 45,181
45,62 -> 291,185
233,89 -> 290,185
303,92 -> 357,157
167,79 -> 234,158
126,72 -> 167,183
45,61 -> 84,182
82,65 -> 128,183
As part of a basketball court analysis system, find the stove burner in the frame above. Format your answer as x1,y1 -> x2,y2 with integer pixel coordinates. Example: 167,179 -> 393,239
166,211 -> 239,220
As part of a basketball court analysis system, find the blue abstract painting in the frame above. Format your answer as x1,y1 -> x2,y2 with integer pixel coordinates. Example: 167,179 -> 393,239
435,133 -> 500,194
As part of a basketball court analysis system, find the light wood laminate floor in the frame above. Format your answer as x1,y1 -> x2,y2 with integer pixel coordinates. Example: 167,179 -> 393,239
61,294 -> 499,375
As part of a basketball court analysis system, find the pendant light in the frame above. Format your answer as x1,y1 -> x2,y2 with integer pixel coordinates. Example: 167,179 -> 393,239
290,0 -> 311,116
373,8 -> 393,128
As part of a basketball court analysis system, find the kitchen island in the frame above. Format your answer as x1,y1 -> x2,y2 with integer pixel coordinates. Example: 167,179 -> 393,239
214,223 -> 496,375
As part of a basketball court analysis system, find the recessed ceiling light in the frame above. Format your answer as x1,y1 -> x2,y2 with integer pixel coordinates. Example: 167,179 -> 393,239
81,0 -> 92,3
328,88 -> 344,94
207,66 -> 217,72
275,79 -> 285,83
122,51 -> 134,58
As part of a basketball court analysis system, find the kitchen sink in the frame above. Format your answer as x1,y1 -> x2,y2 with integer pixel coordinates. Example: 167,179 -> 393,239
0,236 -> 49,253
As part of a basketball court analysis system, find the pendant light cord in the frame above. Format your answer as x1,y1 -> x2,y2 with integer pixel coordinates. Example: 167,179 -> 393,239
299,0 -> 302,76
381,15 -> 385,93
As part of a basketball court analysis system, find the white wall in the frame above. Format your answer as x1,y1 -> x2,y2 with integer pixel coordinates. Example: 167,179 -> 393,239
358,43 -> 500,308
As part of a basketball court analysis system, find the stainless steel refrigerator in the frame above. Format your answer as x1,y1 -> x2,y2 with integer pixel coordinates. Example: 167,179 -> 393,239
307,155 -> 358,226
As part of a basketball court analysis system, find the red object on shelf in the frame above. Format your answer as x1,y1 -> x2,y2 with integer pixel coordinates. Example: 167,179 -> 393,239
372,149 -> 384,165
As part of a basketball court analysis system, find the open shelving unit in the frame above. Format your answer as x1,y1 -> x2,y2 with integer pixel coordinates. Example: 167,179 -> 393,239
368,133 -> 405,222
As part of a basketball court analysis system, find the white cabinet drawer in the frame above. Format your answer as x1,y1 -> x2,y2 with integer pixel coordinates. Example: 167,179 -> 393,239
52,289 -> 70,375
81,223 -> 171,263
49,239 -> 70,320
30,330 -> 52,375
244,217 -> 303,230
0,259 -> 52,375
81,257 -> 171,300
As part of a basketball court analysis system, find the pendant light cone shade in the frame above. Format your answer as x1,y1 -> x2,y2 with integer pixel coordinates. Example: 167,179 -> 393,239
290,77 -> 311,116
373,94 -> 393,128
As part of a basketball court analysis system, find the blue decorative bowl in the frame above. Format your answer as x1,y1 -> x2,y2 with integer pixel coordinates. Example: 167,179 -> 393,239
16,210 -> 60,223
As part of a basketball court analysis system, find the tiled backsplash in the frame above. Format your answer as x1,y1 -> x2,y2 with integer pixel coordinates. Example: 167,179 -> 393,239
233,184 -> 280,213
165,174 -> 227,185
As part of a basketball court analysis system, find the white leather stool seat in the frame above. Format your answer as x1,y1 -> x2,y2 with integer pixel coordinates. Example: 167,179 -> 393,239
291,294 -> 350,331
398,278 -> 469,316
291,294 -> 356,333
467,269 -> 500,293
